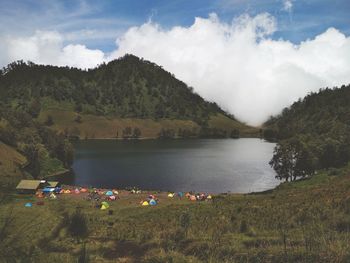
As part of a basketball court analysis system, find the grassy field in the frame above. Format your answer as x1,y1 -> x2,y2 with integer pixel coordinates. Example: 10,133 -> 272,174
38,110 -> 200,139
1,166 -> 350,262
37,98 -> 259,139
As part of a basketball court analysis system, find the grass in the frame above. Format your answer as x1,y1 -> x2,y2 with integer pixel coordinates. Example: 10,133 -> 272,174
38,109 -> 201,139
37,99 -> 258,139
0,142 -> 27,189
1,168 -> 350,262
208,114 -> 260,137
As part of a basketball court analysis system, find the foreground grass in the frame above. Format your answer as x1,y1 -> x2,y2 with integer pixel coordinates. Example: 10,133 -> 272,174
1,169 -> 350,262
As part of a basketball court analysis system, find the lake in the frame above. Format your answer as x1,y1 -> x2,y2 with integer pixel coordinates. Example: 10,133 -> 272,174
70,138 -> 279,193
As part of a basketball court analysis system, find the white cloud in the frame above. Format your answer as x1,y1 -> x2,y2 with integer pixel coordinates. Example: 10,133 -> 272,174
1,13 -> 350,125
282,0 -> 293,12
110,13 -> 350,125
1,30 -> 106,69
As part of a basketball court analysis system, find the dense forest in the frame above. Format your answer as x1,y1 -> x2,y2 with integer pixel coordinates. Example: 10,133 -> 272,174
264,84 -> 350,181
0,55 -> 229,126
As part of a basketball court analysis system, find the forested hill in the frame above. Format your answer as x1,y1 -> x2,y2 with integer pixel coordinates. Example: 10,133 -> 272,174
264,85 -> 350,140
264,84 -> 350,180
0,55 -> 258,139
0,55 -> 225,124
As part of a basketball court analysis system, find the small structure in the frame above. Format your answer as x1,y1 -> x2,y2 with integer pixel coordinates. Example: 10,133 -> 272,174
16,180 -> 42,194
16,180 -> 59,194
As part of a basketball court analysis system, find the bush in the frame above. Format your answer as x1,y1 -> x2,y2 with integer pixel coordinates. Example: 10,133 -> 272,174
68,209 -> 88,241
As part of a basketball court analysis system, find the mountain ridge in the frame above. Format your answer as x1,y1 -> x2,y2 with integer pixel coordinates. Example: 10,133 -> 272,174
0,54 -> 258,138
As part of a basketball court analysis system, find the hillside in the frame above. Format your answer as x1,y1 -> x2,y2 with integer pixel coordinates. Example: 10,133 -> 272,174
1,167 -> 349,262
0,141 -> 27,189
0,104 -> 74,184
263,84 -> 350,177
0,55 -> 257,138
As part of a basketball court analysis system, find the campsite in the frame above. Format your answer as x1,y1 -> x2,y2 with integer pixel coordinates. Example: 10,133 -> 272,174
1,167 -> 349,262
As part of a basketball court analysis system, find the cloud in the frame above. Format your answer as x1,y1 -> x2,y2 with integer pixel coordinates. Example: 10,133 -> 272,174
1,13 -> 350,125
282,0 -> 293,12
1,31 -> 106,69
109,13 -> 350,125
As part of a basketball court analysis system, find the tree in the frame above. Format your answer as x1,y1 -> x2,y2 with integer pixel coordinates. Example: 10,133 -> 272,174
27,99 -> 41,118
230,129 -> 240,139
23,143 -> 41,178
55,139 -> 74,167
75,115 -> 82,123
122,127 -> 132,139
45,115 -> 54,126
269,137 -> 315,182
132,127 -> 141,138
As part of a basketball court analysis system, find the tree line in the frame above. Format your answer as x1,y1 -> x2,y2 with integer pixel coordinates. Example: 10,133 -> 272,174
265,85 -> 350,181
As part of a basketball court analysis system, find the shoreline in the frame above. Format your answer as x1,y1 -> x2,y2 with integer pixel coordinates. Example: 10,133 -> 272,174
76,135 -> 263,140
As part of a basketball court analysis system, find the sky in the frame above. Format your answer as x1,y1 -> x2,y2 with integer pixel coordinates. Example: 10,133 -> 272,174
0,0 -> 350,125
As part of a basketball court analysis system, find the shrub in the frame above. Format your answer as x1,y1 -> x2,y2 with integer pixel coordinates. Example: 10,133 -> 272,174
68,209 -> 88,241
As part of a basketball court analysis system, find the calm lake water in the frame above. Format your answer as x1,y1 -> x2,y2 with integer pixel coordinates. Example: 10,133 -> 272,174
70,138 -> 279,193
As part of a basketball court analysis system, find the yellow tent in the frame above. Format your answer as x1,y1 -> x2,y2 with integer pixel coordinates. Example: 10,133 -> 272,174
101,201 -> 109,210
142,201 -> 149,206
167,193 -> 174,198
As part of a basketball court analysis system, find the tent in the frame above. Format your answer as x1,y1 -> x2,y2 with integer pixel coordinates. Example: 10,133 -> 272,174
149,199 -> 157,206
74,189 -> 80,194
108,195 -> 116,201
42,187 -> 55,193
105,191 -> 113,196
101,201 -> 110,210
24,202 -> 32,207
142,201 -> 149,206
207,195 -> 212,200
80,188 -> 88,193
178,192 -> 184,198
36,192 -> 44,198
113,190 -> 119,195
54,187 -> 62,194
167,193 -> 174,198
64,189 -> 71,194
190,195 -> 197,201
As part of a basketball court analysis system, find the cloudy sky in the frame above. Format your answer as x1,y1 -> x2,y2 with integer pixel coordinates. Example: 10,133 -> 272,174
1,0 -> 350,125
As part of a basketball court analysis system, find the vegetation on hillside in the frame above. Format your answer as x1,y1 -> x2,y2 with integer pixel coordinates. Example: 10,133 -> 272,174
0,55 -> 227,124
1,168 -> 350,262
0,55 -> 257,140
0,104 -> 73,183
264,85 -> 350,181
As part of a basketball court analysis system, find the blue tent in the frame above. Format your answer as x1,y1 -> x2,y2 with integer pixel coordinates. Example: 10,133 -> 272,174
25,202 -> 32,207
42,187 -> 55,193
149,199 -> 157,206
54,187 -> 62,193
105,191 -> 113,196
178,192 -> 184,197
